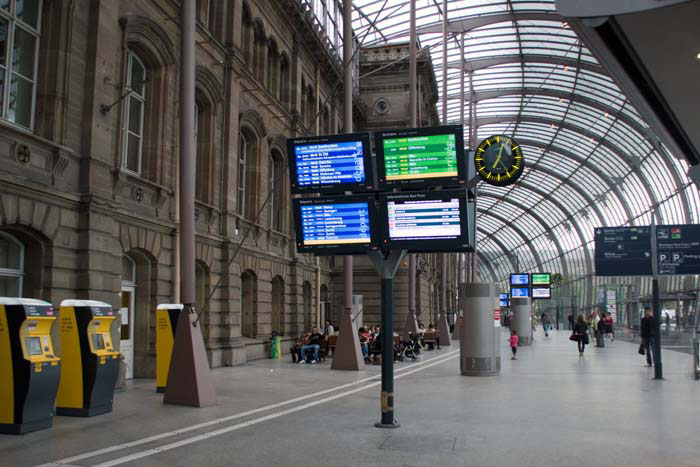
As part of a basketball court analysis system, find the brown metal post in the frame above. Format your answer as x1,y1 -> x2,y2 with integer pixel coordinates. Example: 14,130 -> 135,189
331,0 -> 365,371
403,0 -> 419,340
164,0 -> 216,407
436,0 -> 452,345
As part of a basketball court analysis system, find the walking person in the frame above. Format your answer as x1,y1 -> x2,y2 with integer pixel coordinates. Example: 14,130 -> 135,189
509,330 -> 519,360
567,313 -> 574,331
641,307 -> 655,367
596,314 -> 606,348
572,314 -> 589,356
541,311 -> 550,337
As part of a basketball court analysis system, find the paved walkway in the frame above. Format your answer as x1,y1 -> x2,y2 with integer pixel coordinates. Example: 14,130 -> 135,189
3,329 -> 699,467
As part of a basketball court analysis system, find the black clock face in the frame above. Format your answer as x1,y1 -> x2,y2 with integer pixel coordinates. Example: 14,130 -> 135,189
475,135 -> 524,186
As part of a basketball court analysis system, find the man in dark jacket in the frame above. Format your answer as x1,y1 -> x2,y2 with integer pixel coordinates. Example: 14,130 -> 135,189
596,315 -> 606,347
640,307 -> 655,367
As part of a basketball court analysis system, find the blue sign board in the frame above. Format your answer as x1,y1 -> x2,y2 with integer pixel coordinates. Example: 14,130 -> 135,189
510,287 -> 529,298
510,274 -> 529,285
594,227 -> 653,276
300,202 -> 371,246
657,224 -> 700,275
295,141 -> 366,187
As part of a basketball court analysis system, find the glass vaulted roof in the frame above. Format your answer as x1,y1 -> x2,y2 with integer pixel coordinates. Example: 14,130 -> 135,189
351,0 -> 700,286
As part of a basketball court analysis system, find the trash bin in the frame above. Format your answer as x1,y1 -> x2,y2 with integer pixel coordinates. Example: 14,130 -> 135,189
269,333 -> 281,360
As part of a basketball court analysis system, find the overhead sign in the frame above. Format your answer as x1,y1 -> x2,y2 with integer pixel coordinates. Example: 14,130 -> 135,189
531,273 -> 551,286
510,274 -> 529,285
656,224 -> 700,275
499,293 -> 509,307
510,287 -> 529,298
594,227 -> 652,276
532,287 -> 551,299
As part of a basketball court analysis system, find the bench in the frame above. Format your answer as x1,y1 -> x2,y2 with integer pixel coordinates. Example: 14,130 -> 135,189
328,335 -> 337,355
423,330 -> 440,349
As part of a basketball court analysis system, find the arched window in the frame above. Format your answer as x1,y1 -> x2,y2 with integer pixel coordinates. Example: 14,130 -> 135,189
266,38 -> 278,95
300,79 -> 307,125
279,54 -> 289,109
195,97 -> 214,204
303,281 -> 312,331
122,50 -> 147,174
306,86 -> 315,131
241,4 -> 252,66
238,127 -> 259,220
252,20 -> 266,83
271,276 -> 284,335
269,149 -> 285,232
241,270 -> 257,338
0,0 -> 42,128
0,232 -> 24,296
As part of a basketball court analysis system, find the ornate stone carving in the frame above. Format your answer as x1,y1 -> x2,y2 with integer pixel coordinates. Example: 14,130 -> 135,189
131,186 -> 144,203
14,144 -> 31,164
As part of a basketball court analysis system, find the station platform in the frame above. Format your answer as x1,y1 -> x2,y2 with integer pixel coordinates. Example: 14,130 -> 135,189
3,330 -> 698,467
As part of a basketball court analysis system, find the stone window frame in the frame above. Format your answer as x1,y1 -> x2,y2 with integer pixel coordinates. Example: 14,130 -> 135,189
268,146 -> 286,234
0,230 -> 25,296
0,0 -> 42,130
194,66 -> 223,206
122,50 -> 147,175
279,52 -> 290,109
118,15 -> 176,185
238,110 -> 266,222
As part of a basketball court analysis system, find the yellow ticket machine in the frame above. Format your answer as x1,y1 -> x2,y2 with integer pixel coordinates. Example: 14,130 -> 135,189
0,298 -> 61,434
56,300 -> 119,416
156,304 -> 183,393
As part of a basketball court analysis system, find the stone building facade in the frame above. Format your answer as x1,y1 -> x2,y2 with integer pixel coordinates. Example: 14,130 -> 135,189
0,0 -> 454,378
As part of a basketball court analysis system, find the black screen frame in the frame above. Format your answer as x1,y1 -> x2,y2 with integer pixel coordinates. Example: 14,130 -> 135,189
510,287 -> 530,298
292,193 -> 380,255
531,287 -> 551,299
287,132 -> 374,195
378,189 -> 470,253
375,125 -> 467,190
510,273 -> 530,286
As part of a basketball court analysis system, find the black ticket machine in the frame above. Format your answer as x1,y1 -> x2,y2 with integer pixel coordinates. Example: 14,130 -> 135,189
56,300 -> 119,416
0,298 -> 61,434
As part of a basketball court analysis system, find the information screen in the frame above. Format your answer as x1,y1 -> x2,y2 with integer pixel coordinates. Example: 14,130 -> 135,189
92,333 -> 105,350
657,224 -> 700,275
510,274 -> 530,286
499,293 -> 509,307
293,194 -> 379,254
510,287 -> 530,298
594,227 -> 652,276
531,273 -> 551,286
288,133 -> 373,194
378,190 -> 469,253
376,126 -> 466,189
532,287 -> 551,299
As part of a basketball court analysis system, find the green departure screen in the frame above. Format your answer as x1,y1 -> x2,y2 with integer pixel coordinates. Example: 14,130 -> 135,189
531,273 -> 551,285
382,133 -> 458,180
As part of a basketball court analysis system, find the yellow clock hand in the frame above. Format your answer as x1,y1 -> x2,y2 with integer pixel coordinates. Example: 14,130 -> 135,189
492,142 -> 505,169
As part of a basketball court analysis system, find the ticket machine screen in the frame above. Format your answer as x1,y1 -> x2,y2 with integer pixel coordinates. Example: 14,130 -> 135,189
92,334 -> 105,350
26,336 -> 42,356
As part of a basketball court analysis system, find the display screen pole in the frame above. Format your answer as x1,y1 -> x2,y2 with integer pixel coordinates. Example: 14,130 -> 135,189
650,220 -> 663,379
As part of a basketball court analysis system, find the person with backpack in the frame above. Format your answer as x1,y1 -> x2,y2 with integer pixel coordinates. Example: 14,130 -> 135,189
572,314 -> 589,356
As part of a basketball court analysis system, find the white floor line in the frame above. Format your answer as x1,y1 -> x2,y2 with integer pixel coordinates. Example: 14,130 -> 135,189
87,352 -> 460,467
38,349 -> 460,467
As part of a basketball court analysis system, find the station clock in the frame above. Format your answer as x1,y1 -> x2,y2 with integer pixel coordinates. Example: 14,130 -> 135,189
474,135 -> 524,186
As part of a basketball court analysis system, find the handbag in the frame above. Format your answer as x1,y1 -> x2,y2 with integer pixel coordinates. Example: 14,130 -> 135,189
638,342 -> 645,355
569,333 -> 577,342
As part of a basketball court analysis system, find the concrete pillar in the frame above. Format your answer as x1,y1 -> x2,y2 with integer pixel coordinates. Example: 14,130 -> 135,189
511,297 -> 532,346
460,282 -> 501,376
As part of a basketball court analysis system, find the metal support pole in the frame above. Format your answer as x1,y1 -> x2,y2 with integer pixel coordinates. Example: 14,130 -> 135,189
369,250 -> 406,429
406,0 -> 418,334
180,0 -> 196,311
343,0 -> 354,318
651,217 -> 663,379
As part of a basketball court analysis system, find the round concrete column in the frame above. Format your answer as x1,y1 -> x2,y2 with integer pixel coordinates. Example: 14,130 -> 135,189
459,282 -> 501,376
511,297 -> 532,346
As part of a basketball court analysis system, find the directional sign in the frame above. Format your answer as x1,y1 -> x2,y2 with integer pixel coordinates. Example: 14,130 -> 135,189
594,227 -> 653,276
656,224 -> 700,275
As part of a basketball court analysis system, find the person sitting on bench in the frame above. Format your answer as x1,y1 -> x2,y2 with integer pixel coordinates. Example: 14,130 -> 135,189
300,327 -> 323,364
290,335 -> 304,363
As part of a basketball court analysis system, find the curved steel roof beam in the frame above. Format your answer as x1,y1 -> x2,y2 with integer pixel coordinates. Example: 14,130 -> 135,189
478,192 -> 570,279
443,54 -> 603,75
477,207 -> 545,272
475,115 -> 643,221
416,11 -> 561,35
476,251 -> 500,283
477,229 -> 520,275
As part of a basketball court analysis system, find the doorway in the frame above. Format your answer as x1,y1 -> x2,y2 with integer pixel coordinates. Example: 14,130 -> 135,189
121,256 -> 136,380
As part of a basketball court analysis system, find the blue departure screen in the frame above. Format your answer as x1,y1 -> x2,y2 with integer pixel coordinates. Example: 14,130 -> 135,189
295,141 -> 366,187
510,274 -> 529,285
511,287 -> 530,298
300,202 -> 371,246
